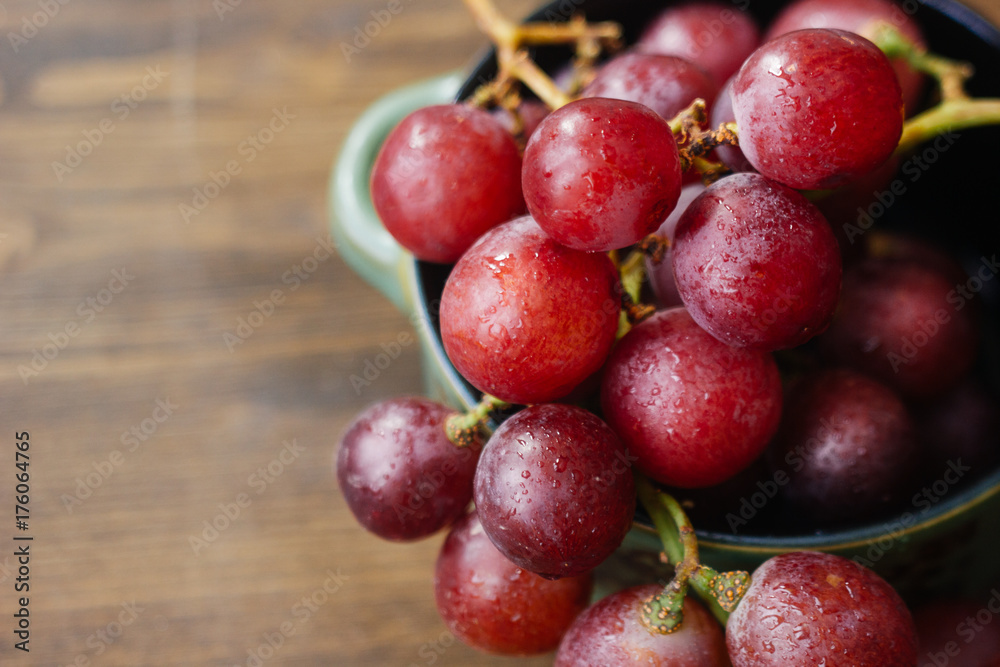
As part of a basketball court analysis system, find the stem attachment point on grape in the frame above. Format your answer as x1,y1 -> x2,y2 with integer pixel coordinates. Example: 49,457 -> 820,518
444,394 -> 510,447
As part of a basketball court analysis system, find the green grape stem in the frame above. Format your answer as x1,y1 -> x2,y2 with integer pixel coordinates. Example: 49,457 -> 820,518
443,394 -> 509,447
635,473 -> 750,628
868,23 -> 1000,156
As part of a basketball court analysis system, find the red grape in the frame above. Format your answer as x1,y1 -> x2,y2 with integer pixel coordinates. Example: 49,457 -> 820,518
473,403 -> 636,579
765,0 -> 927,113
727,551 -> 919,666
637,1 -> 761,86
434,510 -> 593,655
672,172 -> 842,351
440,215 -> 621,405
370,103 -> 524,263
817,256 -> 980,400
765,368 -> 916,524
912,596 -> 1000,666
731,28 -> 903,190
600,307 -> 783,488
554,584 -> 730,666
335,397 -> 480,541
521,97 -> 683,252
581,51 -> 719,122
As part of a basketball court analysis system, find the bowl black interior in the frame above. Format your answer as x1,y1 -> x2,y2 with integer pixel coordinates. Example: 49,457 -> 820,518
414,0 -> 1000,540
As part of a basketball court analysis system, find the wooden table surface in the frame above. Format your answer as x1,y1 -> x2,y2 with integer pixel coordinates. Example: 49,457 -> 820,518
2,1 -> 999,665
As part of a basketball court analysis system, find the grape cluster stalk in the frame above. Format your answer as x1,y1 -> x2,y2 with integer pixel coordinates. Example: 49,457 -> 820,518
339,0 -> 1000,663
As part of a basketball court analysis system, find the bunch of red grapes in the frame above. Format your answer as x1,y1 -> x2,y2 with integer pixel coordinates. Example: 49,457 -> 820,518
337,0 -> 1000,663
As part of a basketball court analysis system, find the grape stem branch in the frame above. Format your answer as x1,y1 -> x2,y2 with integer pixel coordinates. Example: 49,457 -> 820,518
870,23 -> 1000,155
444,393 -> 510,447
461,0 -> 621,110
635,473 -> 750,631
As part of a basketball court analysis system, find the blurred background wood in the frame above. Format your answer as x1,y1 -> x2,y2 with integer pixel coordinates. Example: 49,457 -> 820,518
0,0 -> 998,665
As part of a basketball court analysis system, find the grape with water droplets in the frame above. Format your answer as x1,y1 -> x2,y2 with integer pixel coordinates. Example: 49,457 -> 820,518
435,510 -> 593,655
726,551 -> 919,666
440,215 -> 621,405
731,28 -> 903,190
521,97 -> 683,252
335,396 -> 480,541
473,403 -> 636,579
554,583 -> 730,666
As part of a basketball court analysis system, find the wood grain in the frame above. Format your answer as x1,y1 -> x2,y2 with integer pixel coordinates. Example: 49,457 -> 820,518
1,0 -> 998,665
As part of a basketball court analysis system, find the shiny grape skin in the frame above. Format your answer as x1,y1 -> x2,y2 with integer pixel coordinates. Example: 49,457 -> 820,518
646,182 -> 707,309
637,0 -> 761,86
473,404 -> 636,579
817,256 -> 980,401
521,97 -> 683,252
581,52 -> 719,122
765,0 -> 927,113
370,103 -> 524,264
440,215 -> 621,405
553,584 -> 730,667
434,510 -> 593,656
600,307 -> 783,488
672,172 -> 842,351
765,368 -> 916,524
335,397 -> 480,541
726,551 -> 919,666
731,29 -> 904,191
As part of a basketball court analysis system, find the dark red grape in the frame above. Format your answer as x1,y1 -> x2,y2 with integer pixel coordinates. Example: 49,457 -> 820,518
765,0 -> 927,113
600,307 -> 783,488
435,510 -> 593,655
473,403 -> 636,579
727,551 -> 919,666
731,28 -> 903,190
581,51 -> 718,122
554,584 -> 730,666
440,215 -> 621,405
521,97 -> 683,252
766,368 -> 916,523
817,256 -> 980,400
912,596 -> 1000,667
917,379 -> 1000,477
370,103 -> 523,263
637,1 -> 761,86
672,172 -> 842,350
335,397 -> 479,541
645,182 -> 707,309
